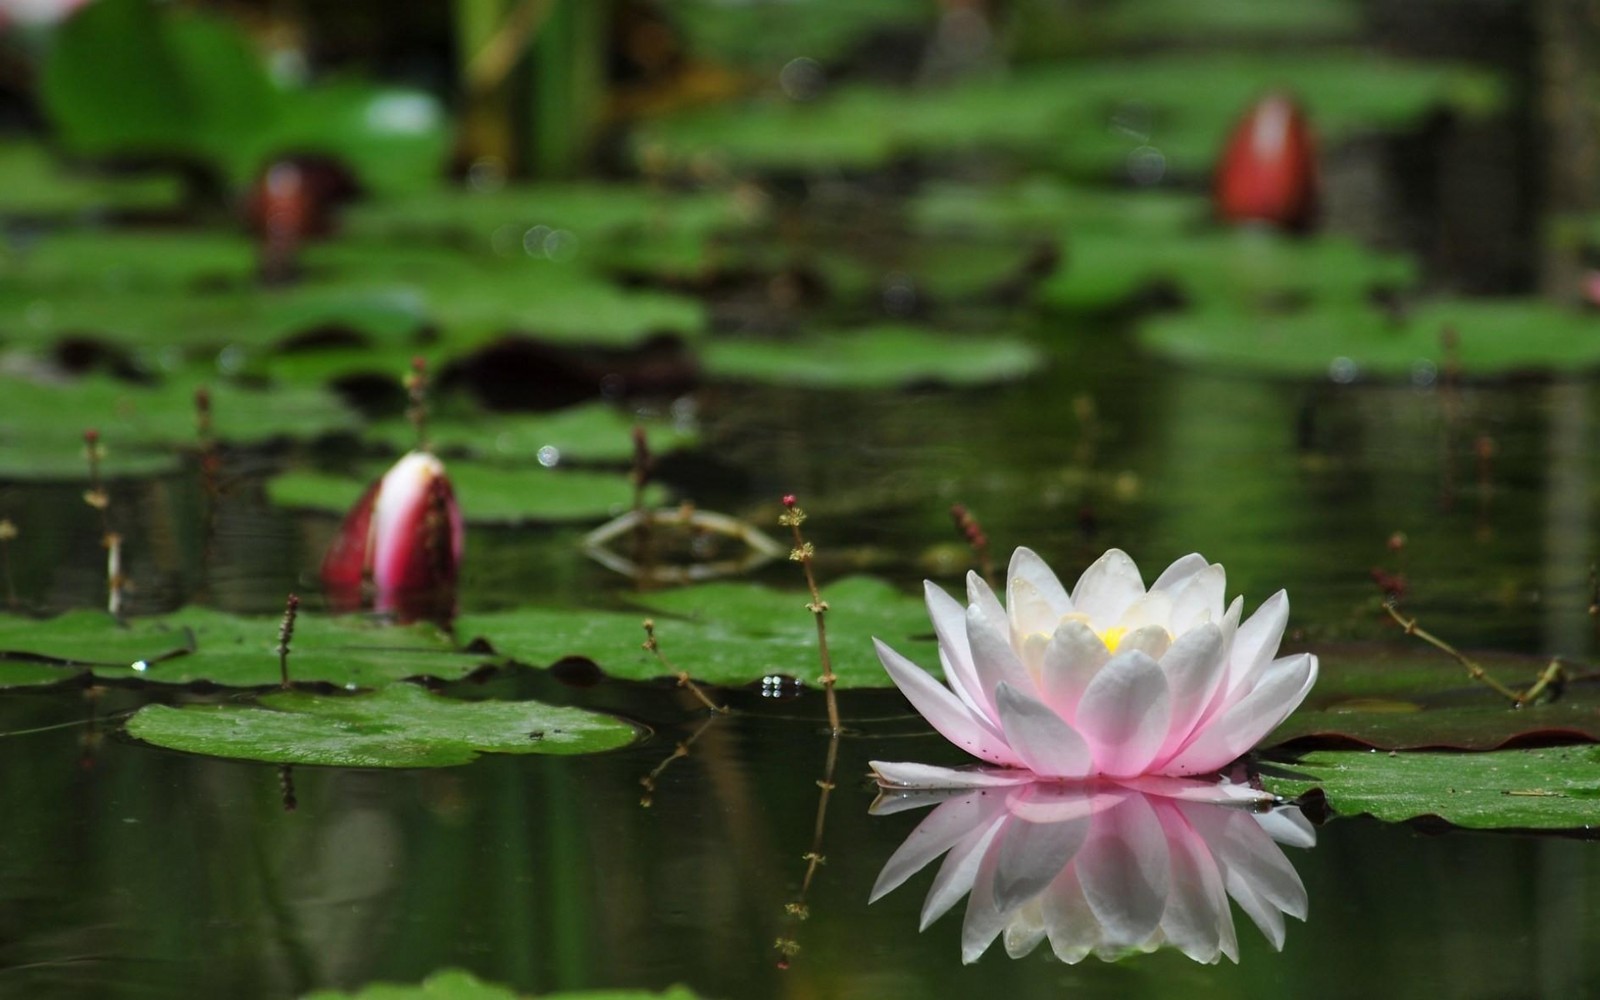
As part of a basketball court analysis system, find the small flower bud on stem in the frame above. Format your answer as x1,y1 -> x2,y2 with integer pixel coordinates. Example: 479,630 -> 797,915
630,425 -> 656,580
950,503 -> 995,588
277,594 -> 300,689
780,494 -> 839,734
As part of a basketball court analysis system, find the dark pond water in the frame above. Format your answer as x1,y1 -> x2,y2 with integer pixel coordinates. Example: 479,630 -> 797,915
4,314 -> 1600,998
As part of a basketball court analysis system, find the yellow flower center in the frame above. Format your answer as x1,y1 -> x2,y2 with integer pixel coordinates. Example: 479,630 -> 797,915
1099,626 -> 1129,653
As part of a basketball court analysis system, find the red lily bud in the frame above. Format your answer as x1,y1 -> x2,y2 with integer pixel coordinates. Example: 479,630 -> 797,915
321,451 -> 464,621
1215,93 -> 1318,231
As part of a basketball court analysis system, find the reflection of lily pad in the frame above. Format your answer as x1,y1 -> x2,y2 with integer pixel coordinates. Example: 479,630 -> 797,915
0,607 -> 477,689
367,402 -> 698,466
126,682 -> 636,767
1263,747 -> 1600,830
305,969 -> 707,1000
0,374 -> 358,480
459,576 -> 933,687
702,326 -> 1043,388
1140,300 -> 1600,377
269,462 -> 663,525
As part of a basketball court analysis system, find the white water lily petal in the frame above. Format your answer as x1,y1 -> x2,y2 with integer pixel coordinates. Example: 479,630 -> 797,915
1156,804 -> 1233,965
925,582 -> 991,720
1227,590 -> 1289,698
994,683 -> 1094,779
1071,549 -> 1147,633
1166,653 -> 1317,775
1039,618 -> 1109,721
1075,651 -> 1172,777
991,805 -> 1092,913
967,602 -> 1038,706
1002,901 -> 1050,959
1170,563 -> 1227,634
874,639 -> 1021,766
1115,591 -> 1173,634
1112,623 -> 1172,662
1150,553 -> 1210,594
1150,623 -> 1227,763
869,760 -> 1037,790
1009,547 -> 1072,612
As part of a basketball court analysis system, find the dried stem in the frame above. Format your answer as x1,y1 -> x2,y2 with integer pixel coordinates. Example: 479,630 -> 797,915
404,357 -> 431,453
642,619 -> 726,713
279,765 -> 298,812
277,594 -> 300,689
82,429 -> 123,617
950,503 -> 995,587
774,727 -> 841,970
780,495 -> 840,735
1383,600 -> 1559,706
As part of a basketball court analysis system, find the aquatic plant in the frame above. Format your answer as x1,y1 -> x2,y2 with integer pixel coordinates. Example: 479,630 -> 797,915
320,450 -> 464,620
1214,92 -> 1318,230
871,548 -> 1317,786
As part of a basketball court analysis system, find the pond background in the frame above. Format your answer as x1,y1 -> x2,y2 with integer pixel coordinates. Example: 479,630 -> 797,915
4,0 -> 1600,997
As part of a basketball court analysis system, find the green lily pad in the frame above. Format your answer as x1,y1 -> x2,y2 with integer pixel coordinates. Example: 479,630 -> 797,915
667,0 -> 933,70
912,179 -> 1205,239
1268,643 -> 1600,750
0,142 -> 183,217
458,575 -> 933,687
344,182 -> 757,279
0,607 -> 479,688
1044,229 -> 1416,313
1140,299 -> 1600,377
263,83 -> 448,199
303,969 -> 707,1000
125,682 -> 636,767
637,52 -> 1501,176
702,326 -> 1043,388
367,402 -> 698,466
0,373 -> 358,479
1262,747 -> 1600,831
1,230 -> 258,292
1088,0 -> 1361,44
269,461 -> 663,525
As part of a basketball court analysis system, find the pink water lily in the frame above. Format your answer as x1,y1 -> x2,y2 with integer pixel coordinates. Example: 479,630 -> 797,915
871,548 -> 1317,786
321,450 -> 463,621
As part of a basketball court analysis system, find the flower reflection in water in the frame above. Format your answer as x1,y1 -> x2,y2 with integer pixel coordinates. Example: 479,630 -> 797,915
871,779 -> 1313,965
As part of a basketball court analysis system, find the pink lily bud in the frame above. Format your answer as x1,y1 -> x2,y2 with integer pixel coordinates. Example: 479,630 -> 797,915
1214,93 -> 1319,231
321,451 -> 463,621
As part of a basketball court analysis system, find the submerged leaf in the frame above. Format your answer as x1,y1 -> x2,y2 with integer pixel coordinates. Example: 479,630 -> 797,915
125,682 -> 636,767
1263,747 -> 1600,831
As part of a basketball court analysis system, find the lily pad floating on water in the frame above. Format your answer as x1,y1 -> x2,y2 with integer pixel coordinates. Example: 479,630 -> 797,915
1139,299 -> 1600,378
457,575 -> 934,688
364,402 -> 698,466
0,373 -> 359,480
303,969 -> 706,1000
0,607 -> 478,689
636,52 -> 1501,176
1043,228 -> 1416,314
0,230 -> 258,292
1267,643 -> 1600,751
701,325 -> 1043,388
0,141 -> 183,218
1262,747 -> 1600,831
125,682 -> 636,767
269,461 -> 665,525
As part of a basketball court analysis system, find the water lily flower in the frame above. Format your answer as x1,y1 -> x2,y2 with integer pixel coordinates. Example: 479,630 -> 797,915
321,450 -> 463,619
870,779 -> 1313,964
871,548 -> 1316,787
1215,92 -> 1318,230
